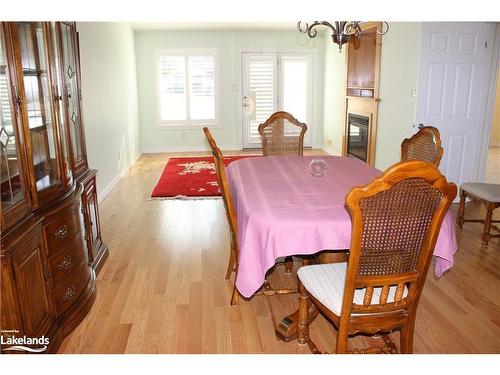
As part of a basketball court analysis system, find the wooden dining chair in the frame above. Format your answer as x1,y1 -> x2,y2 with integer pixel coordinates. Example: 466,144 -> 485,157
203,127 -> 239,305
258,111 -> 308,156
401,126 -> 443,167
297,160 -> 457,354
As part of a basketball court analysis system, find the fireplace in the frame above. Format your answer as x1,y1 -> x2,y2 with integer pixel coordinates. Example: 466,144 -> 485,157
347,113 -> 369,162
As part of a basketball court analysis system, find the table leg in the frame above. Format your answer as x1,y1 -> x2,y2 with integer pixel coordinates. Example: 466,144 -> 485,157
284,256 -> 293,274
276,301 -> 319,342
275,250 -> 347,342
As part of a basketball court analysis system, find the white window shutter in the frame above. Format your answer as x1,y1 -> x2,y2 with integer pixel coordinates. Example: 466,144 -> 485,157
189,55 -> 215,120
247,55 -> 276,144
159,55 -> 187,121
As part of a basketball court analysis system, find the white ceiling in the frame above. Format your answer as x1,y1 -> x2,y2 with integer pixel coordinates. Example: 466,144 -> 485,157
131,22 -> 299,31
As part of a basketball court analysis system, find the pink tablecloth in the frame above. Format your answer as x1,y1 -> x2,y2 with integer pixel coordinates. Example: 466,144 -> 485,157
227,156 -> 458,298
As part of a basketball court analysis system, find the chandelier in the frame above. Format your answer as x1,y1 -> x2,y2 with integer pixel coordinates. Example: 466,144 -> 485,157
297,21 -> 389,52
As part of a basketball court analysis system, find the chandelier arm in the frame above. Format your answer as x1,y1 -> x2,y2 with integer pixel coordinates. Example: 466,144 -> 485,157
297,21 -> 310,33
379,21 -> 390,35
297,21 -> 337,38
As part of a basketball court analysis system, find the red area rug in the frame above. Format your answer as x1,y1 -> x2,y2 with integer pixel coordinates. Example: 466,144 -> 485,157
151,156 -> 255,199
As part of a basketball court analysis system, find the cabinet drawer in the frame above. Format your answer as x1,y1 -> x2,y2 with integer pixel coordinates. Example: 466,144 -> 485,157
44,202 -> 83,256
48,232 -> 87,285
52,259 -> 91,316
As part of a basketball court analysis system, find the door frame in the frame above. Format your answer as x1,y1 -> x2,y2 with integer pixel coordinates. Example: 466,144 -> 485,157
237,48 -> 318,150
478,22 -> 500,182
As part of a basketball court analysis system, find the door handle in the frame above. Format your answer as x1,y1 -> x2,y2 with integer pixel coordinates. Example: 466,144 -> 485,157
418,123 -> 424,129
242,96 -> 250,107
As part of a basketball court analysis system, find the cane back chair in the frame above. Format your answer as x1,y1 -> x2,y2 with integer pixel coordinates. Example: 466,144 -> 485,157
258,111 -> 308,156
401,126 -> 443,167
297,161 -> 457,354
203,127 -> 239,305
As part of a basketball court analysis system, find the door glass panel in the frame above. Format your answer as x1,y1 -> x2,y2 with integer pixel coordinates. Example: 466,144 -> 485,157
281,58 -> 308,122
89,194 -> 99,243
51,23 -> 70,177
17,22 -> 60,191
280,55 -> 313,146
60,23 -> 83,166
1,28 -> 25,209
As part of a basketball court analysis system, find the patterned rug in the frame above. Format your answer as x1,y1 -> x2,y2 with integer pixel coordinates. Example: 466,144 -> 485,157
151,156 -> 255,199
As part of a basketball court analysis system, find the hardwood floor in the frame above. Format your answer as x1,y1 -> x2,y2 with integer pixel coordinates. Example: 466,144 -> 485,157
59,152 -> 500,354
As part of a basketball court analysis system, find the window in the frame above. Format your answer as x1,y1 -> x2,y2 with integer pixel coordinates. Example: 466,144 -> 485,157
157,49 -> 219,127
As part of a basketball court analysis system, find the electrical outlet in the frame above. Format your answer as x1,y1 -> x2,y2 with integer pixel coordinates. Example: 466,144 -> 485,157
325,139 -> 333,146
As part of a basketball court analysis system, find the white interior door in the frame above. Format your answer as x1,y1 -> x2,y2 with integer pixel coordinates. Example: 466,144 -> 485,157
416,22 -> 494,187
241,52 -> 313,149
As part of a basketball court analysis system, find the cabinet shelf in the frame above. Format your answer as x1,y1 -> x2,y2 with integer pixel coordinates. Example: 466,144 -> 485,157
22,68 -> 47,76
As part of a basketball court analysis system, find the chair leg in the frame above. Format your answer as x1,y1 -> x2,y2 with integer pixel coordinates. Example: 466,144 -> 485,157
225,245 -> 236,280
298,280 -> 309,345
335,326 -> 349,354
482,202 -> 494,247
400,315 -> 416,354
456,189 -> 466,229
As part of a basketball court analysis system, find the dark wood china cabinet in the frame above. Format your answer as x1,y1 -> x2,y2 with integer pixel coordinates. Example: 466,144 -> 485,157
0,22 -> 108,353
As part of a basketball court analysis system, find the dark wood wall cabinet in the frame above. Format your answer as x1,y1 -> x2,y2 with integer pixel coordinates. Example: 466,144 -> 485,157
0,22 -> 108,353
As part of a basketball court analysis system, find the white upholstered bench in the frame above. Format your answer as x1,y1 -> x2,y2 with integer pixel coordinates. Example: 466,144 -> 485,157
456,183 -> 500,246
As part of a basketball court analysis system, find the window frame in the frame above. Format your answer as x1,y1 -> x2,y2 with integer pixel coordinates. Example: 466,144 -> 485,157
156,48 -> 221,129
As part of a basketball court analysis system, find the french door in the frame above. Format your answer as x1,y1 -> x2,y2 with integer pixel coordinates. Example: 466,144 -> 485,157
241,52 -> 313,149
415,22 -> 494,188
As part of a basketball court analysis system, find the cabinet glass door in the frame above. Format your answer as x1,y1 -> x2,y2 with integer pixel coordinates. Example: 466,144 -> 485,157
50,23 -> 71,183
59,23 -> 85,172
1,26 -> 28,213
16,22 -> 61,192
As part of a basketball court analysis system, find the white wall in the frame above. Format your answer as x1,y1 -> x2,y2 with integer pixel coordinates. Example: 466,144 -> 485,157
490,66 -> 500,146
322,23 -> 422,170
322,37 -> 346,155
77,22 -> 141,201
134,30 -> 325,152
376,22 -> 422,170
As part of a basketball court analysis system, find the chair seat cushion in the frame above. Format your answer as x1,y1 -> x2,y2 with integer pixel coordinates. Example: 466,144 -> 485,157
461,183 -> 500,202
297,262 -> 408,316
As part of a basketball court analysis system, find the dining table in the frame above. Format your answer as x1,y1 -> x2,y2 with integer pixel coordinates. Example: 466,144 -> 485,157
226,155 -> 458,341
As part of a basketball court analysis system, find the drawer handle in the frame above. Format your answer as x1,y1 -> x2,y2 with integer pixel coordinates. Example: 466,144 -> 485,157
58,256 -> 72,271
63,286 -> 76,302
54,225 -> 68,239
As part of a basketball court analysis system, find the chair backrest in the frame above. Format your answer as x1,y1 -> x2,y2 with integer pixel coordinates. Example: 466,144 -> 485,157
258,111 -> 307,156
401,126 -> 443,167
203,127 -> 238,246
342,161 -> 456,320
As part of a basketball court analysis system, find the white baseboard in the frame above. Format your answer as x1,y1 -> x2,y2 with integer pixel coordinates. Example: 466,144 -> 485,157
97,152 -> 141,204
141,145 -> 241,153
